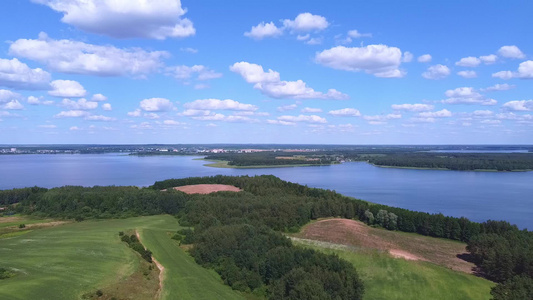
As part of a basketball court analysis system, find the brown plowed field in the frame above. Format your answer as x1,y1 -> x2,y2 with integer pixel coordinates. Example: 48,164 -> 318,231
295,218 -> 476,274
172,184 -> 241,194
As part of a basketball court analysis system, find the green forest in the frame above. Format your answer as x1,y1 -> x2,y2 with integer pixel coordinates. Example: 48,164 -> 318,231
1,175 -> 532,299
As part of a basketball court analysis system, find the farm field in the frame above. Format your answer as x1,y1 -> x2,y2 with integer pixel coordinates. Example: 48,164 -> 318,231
291,218 -> 495,300
0,215 -> 244,300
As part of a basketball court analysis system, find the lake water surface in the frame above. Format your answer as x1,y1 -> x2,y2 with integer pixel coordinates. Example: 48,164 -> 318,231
1,154 -> 532,229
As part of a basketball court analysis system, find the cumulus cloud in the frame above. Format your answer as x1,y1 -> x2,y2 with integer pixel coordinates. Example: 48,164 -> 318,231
455,56 -> 481,67
162,120 -> 184,126
139,98 -> 174,112
278,114 -> 327,124
498,45 -> 525,59
127,109 -> 141,117
315,45 -> 405,78
422,64 -> 450,80
230,62 -> 347,99
479,54 -> 497,64
442,87 -> 497,105
102,103 -> 112,111
180,47 -> 198,54
3,100 -> 24,110
502,100 -> 533,111
481,119 -> 501,125
391,103 -> 434,112
54,110 -> 89,118
472,110 -> 494,117
328,108 -> 361,117
85,115 -> 115,121
0,89 -> 20,104
347,29 -> 372,38
32,0 -> 195,39
363,114 -> 401,122
418,109 -> 452,118
267,119 -> 296,126
482,83 -> 515,92
166,65 -> 222,81
48,80 -> 86,97
283,13 -> 329,32
91,94 -> 107,101
417,54 -> 432,63
61,98 -> 98,110
457,70 -> 477,78
183,99 -> 257,111
491,61 -> 533,79
0,58 -> 51,90
9,33 -> 167,77
244,22 -> 283,39
277,104 -> 298,112
192,113 -> 258,123
301,107 -> 322,113
27,96 -> 40,105
402,52 -> 413,63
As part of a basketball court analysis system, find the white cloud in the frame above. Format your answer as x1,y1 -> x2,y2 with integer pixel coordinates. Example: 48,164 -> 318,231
402,51 -> 413,63
328,108 -> 361,117
410,117 -> 435,123
244,22 -> 283,39
442,87 -> 497,106
54,110 -> 89,118
301,107 -> 323,113
91,94 -> 107,101
192,113 -> 258,123
184,99 -> 257,111
502,100 -> 533,111
479,54 -> 497,64
283,13 -> 329,32
230,62 -> 347,99
180,47 -> 198,54
0,89 -> 20,103
315,45 -> 405,78
278,114 -> 327,124
144,113 -> 160,119
61,98 -> 97,110
70,126 -> 80,131
127,109 -> 141,117
85,115 -> 115,121
38,124 -> 57,128
418,109 -> 452,118
417,54 -> 432,63
457,70 -> 477,78
27,96 -> 40,105
498,45 -> 525,59
102,103 -> 112,111
297,34 -> 310,41
391,103 -> 434,112
277,104 -> 298,112
306,37 -> 323,45
481,119 -> 501,125
347,29 -> 372,38
48,80 -> 86,97
455,56 -> 481,67
163,120 -> 184,126
482,83 -> 515,92
194,83 -> 210,90
491,61 -> 533,79
267,119 -> 296,126
422,64 -> 450,80
179,109 -> 212,116
9,33 -> 167,77
492,70 -> 514,80
363,114 -> 401,121
166,65 -> 222,81
472,110 -> 494,117
0,58 -> 51,90
33,0 -> 195,40
139,98 -> 174,112
3,100 -> 24,110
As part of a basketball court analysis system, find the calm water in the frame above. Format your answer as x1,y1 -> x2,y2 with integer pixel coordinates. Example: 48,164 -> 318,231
1,154 -> 532,229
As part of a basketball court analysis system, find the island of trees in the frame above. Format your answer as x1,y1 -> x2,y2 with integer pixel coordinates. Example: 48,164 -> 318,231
1,175 -> 532,299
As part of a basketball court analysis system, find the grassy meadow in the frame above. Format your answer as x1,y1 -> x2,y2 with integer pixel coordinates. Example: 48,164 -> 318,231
293,238 -> 494,300
0,215 -> 243,300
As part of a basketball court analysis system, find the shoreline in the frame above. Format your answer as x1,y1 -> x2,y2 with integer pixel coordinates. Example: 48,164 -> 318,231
198,159 -> 334,169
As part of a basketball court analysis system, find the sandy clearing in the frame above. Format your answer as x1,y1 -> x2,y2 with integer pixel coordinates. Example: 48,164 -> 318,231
171,184 -> 242,194
296,218 -> 476,273
136,230 -> 164,300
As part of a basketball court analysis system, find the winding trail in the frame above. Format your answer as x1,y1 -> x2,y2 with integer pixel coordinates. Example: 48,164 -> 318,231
136,230 -> 165,299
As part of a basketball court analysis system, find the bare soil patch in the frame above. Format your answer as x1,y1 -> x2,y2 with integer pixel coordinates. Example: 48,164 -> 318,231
295,218 -> 476,274
171,184 -> 242,194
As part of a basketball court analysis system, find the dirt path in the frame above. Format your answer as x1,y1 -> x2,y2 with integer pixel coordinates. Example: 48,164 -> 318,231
296,218 -> 475,274
136,230 -> 165,300
168,184 -> 242,194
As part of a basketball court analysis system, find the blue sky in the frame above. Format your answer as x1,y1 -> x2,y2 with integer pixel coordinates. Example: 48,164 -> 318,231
0,0 -> 531,144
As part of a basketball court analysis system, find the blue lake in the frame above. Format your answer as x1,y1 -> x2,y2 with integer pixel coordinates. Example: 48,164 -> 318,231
1,153 -> 532,229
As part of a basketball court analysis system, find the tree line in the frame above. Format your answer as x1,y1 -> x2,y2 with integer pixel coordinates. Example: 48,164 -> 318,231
2,174 -> 532,298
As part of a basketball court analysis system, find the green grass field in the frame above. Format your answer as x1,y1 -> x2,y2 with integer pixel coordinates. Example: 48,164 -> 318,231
294,239 -> 494,300
0,215 -> 244,300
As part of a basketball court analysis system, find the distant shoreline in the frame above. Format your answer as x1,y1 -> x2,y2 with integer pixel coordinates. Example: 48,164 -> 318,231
198,159 -> 334,169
